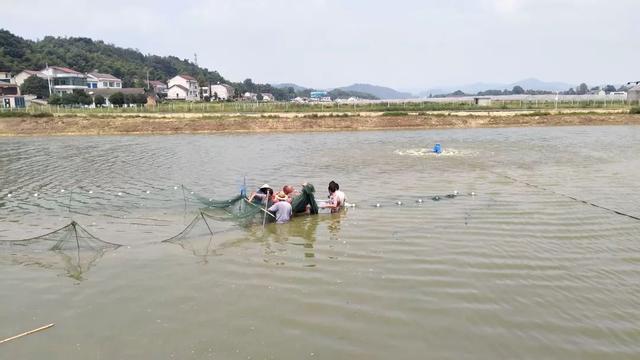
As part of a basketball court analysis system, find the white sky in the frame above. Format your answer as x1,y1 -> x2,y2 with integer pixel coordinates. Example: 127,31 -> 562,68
3,0 -> 639,90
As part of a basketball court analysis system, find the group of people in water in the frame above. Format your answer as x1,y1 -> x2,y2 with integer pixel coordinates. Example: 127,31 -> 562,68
247,181 -> 346,224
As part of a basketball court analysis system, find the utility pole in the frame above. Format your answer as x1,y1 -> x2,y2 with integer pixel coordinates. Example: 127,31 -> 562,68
146,69 -> 150,90
194,53 -> 198,67
45,62 -> 52,96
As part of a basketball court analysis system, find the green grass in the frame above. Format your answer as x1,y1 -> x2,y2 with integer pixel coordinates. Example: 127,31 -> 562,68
0,111 -> 53,118
521,111 -> 552,117
630,107 -> 640,114
382,111 -> 409,116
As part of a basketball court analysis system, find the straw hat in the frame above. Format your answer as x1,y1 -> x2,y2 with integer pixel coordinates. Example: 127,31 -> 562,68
275,191 -> 288,201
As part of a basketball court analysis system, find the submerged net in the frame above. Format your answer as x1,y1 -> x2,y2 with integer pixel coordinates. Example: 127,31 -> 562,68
0,221 -> 121,252
0,221 -> 122,280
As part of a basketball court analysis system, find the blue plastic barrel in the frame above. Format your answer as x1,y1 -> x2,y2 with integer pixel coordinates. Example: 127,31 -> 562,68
433,143 -> 442,154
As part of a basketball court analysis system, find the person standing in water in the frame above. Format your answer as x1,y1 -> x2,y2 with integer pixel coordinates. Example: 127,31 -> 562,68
269,191 -> 293,224
321,180 -> 346,213
248,184 -> 273,205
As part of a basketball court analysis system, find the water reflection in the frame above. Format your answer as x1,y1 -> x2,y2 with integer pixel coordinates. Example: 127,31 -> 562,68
163,209 -> 349,269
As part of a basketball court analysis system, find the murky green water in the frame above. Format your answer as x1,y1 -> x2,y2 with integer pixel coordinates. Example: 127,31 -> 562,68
1,126 -> 640,359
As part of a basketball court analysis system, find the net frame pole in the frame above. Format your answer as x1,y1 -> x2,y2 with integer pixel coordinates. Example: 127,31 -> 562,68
0,323 -> 55,344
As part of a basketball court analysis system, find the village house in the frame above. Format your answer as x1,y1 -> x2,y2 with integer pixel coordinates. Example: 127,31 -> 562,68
86,71 -> 122,89
1,95 -> 26,109
0,70 -> 11,83
628,85 -> 640,102
40,66 -> 87,95
200,86 -> 210,98
260,93 -> 275,101
243,92 -> 258,101
148,80 -> 167,94
13,70 -> 43,87
0,83 -> 20,96
167,74 -> 200,101
210,84 -> 235,100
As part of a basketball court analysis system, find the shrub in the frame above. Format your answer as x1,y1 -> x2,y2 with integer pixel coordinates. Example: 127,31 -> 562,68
522,111 -> 552,117
94,95 -> 106,106
0,112 -> 53,118
629,107 -> 640,114
109,92 -> 125,107
382,111 -> 409,116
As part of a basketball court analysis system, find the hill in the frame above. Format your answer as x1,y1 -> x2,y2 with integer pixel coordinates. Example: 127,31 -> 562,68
0,29 -> 296,100
273,83 -> 379,100
337,83 -> 414,100
421,78 -> 574,97
272,83 -> 309,92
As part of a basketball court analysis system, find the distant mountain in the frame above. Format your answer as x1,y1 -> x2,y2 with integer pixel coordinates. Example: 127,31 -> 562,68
336,83 -> 414,100
513,78 -> 574,92
272,83 -> 309,92
420,78 -> 575,97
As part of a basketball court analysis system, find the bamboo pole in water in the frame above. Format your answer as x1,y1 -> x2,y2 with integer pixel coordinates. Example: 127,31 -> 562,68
262,194 -> 269,227
0,323 -> 55,344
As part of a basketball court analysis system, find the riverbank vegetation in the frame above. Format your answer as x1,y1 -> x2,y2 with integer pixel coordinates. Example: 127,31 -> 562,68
0,97 -> 630,117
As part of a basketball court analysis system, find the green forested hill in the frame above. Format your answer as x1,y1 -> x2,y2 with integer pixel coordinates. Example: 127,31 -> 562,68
0,29 -> 302,100
0,29 -> 379,101
0,29 -> 227,88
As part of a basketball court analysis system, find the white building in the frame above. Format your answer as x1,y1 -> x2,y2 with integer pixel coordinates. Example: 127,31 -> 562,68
87,71 -> 122,89
167,85 -> 191,100
41,66 -> 87,95
243,92 -> 257,101
167,74 -> 200,101
261,93 -> 275,101
13,70 -> 43,87
201,86 -> 210,98
1,95 -> 26,109
628,85 -> 640,102
210,84 -> 235,100
149,80 -> 168,94
0,70 -> 11,83
474,97 -> 492,106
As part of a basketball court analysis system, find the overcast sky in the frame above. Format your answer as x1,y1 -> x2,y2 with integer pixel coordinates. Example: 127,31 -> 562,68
4,0 -> 639,91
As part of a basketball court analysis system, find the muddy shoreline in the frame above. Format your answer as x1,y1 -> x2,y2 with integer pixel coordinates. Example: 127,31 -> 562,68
1,113 -> 639,136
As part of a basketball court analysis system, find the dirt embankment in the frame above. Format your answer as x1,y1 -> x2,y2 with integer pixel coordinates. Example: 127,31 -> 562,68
1,113 -> 639,136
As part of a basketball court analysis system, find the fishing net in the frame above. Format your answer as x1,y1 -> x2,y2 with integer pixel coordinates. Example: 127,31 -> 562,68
161,211 -> 219,261
183,183 -> 319,224
0,184 -> 321,278
0,221 -> 121,280
292,183 -> 319,215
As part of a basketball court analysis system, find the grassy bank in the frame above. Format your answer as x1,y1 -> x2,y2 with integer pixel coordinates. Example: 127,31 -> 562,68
1,97 -> 635,117
1,112 -> 639,136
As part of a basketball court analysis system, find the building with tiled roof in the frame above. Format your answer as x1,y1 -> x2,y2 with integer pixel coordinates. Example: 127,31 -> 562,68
40,66 -> 87,95
13,70 -> 43,87
167,75 -> 199,101
148,80 -> 168,94
87,71 -> 122,89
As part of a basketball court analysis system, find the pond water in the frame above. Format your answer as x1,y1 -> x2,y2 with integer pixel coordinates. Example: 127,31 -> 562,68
1,126 -> 640,359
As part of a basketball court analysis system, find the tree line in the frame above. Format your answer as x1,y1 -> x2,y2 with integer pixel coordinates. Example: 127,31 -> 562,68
45,89 -> 147,107
434,83 -> 629,98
